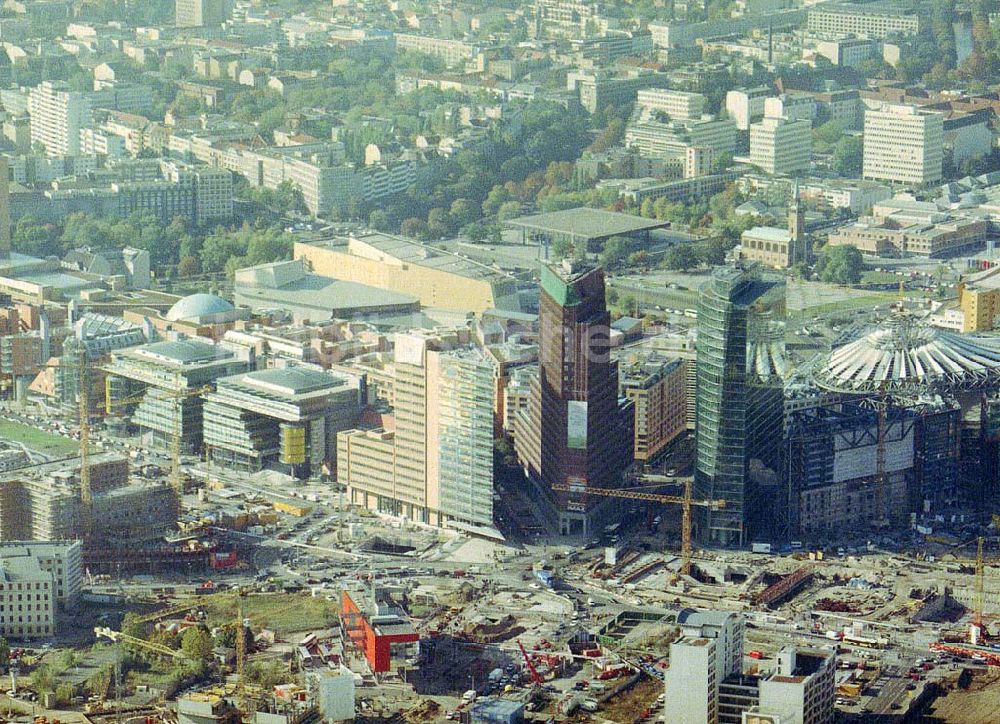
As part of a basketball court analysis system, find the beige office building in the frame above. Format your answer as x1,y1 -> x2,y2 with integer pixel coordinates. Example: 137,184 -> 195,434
295,233 -> 522,315
0,553 -> 59,639
636,89 -> 707,122
807,4 -> 922,38
0,540 -> 81,608
863,105 -> 943,185
338,331 -> 495,529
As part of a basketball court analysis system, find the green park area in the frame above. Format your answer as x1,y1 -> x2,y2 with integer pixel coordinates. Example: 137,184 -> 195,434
198,591 -> 341,635
0,419 -> 79,457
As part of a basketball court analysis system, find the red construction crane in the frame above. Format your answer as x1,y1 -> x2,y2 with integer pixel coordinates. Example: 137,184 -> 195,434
517,639 -> 543,686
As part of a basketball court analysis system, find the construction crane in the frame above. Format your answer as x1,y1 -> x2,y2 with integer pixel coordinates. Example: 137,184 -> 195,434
516,639 -> 543,686
73,358 -> 212,532
134,602 -> 203,626
930,536 -> 997,644
550,477 -> 725,576
976,536 -> 986,641
235,588 -> 250,718
78,352 -> 93,540
94,627 -> 187,661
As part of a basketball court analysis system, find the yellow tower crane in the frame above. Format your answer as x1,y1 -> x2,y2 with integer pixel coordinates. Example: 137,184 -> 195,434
551,477 -> 725,575
235,588 -> 250,719
94,626 -> 188,661
78,352 -> 93,540
74,358 -> 213,511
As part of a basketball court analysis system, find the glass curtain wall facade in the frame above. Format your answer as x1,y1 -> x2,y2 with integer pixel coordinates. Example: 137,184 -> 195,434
695,264 -> 785,545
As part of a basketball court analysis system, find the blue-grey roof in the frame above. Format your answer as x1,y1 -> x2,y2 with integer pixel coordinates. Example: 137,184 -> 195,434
138,339 -> 225,363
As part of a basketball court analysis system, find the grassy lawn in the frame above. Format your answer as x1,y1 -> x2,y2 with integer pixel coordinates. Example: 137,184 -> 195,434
0,419 -> 78,457
198,592 -> 340,635
860,270 -> 901,285
787,293 -> 897,320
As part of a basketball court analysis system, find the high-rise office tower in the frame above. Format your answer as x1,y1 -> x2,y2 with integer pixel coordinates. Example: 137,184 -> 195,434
514,260 -> 633,535
175,0 -> 227,28
695,263 -> 785,545
338,331 -> 495,528
749,115 -> 812,176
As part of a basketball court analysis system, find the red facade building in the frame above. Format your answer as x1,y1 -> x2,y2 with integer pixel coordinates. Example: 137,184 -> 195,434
340,590 -> 419,675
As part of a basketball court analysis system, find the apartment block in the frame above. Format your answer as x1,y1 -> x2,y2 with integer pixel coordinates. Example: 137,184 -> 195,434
394,34 -> 479,68
749,116 -> 811,176
0,541 -> 81,608
753,647 -> 836,724
175,0 -> 227,28
665,638 -> 719,723
626,114 -> 738,159
664,610 -> 746,724
827,215 -> 987,257
0,556 -> 55,639
726,87 -> 771,131
567,70 -> 667,114
958,266 -> 1000,331
807,4 -> 922,38
28,81 -> 92,157
763,94 -> 816,124
636,89 -> 707,122
863,105 -> 944,185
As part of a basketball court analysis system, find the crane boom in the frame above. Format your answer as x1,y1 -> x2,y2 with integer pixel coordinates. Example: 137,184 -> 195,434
976,536 -> 985,633
517,639 -> 543,686
94,627 -> 186,660
551,479 -> 725,576
78,352 -> 92,539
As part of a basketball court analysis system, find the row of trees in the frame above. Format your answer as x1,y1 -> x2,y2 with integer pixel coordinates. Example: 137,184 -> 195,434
13,213 -> 294,279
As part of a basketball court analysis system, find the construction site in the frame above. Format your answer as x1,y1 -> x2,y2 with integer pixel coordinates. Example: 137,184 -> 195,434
0,316 -> 998,723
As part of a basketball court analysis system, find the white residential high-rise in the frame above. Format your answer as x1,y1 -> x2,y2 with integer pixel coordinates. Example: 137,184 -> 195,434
725,87 -> 771,131
665,638 -> 719,724
27,81 -> 92,157
749,116 -> 812,176
175,0 -> 227,28
863,104 -> 944,185
664,610 -> 746,724
636,88 -> 707,122
753,647 -> 836,724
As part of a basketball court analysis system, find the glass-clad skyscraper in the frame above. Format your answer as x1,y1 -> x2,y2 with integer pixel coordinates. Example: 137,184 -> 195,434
695,263 -> 786,545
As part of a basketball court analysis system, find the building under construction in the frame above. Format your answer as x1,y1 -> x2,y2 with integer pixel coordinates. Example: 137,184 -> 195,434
795,314 -> 1000,535
103,338 -> 250,452
0,452 -> 176,549
785,399 -> 960,537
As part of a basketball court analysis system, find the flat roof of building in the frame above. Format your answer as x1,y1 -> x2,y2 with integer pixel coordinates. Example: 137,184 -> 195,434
236,269 -> 418,314
133,339 -> 229,364
506,207 -> 669,242
235,367 -> 348,396
301,232 -> 515,282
